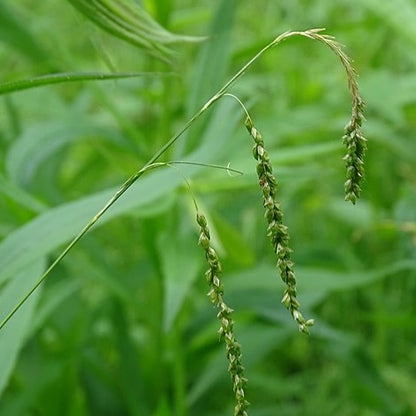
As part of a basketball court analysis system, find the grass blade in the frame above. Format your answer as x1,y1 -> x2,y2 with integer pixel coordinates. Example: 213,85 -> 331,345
66,0 -> 205,62
0,71 -> 168,96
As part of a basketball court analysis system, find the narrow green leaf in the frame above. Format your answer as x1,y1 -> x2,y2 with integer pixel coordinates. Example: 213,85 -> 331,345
66,0 -> 204,62
225,260 -> 416,312
0,72 -> 166,96
298,260 -> 416,308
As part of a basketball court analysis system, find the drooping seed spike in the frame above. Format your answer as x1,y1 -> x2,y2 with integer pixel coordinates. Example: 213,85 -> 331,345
196,211 -> 249,415
245,120 -> 313,334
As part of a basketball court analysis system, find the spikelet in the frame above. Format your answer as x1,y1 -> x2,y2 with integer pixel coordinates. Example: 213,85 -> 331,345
245,116 -> 314,334
196,212 -> 249,415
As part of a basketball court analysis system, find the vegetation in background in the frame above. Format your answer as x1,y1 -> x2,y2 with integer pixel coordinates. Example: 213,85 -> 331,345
1,1 -> 416,415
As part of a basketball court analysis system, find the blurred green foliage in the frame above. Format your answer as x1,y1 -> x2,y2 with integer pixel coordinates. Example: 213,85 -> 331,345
1,1 -> 416,415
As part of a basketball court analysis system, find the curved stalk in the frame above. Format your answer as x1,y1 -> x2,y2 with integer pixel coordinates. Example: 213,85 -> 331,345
1,28 -> 364,330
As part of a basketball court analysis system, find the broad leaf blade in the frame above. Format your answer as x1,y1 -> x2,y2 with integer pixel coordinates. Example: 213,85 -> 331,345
0,170 -> 187,287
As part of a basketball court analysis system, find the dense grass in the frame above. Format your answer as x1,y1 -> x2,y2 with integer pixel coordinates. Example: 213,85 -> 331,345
1,1 -> 416,415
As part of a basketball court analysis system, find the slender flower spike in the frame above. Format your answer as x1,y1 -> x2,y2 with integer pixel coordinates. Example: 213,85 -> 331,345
281,29 -> 367,203
301,29 -> 367,203
343,97 -> 367,204
196,212 -> 249,416
244,116 -> 314,334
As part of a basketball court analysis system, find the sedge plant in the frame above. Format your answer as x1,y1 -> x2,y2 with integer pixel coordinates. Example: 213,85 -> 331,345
0,28 -> 366,414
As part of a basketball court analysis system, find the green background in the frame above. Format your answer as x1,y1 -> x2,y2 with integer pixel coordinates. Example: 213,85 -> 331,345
1,1 -> 416,415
